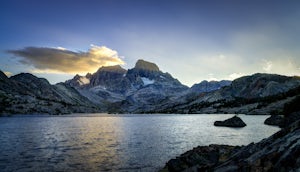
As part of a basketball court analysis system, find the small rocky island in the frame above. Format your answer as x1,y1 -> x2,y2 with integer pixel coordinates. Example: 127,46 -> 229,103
214,116 -> 246,128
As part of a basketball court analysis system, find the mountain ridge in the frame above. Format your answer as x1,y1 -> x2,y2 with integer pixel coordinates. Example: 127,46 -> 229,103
0,72 -> 99,115
152,73 -> 300,114
1,60 -> 300,115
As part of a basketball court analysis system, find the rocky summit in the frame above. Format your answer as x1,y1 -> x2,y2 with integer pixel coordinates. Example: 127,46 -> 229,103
134,59 -> 160,71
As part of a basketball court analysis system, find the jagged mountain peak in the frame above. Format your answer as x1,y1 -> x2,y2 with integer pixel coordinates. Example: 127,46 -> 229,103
96,65 -> 127,73
134,59 -> 160,71
86,73 -> 92,78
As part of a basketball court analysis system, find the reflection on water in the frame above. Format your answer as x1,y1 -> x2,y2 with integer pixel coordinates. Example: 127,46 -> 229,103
0,114 -> 280,171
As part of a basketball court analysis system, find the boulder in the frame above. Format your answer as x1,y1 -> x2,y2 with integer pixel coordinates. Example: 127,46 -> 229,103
214,116 -> 246,127
264,115 -> 284,126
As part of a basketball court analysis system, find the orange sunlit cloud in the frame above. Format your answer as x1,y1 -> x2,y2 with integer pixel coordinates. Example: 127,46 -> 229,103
8,45 -> 125,74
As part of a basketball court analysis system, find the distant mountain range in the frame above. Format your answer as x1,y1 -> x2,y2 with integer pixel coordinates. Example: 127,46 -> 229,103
154,73 -> 300,114
1,59 -> 300,115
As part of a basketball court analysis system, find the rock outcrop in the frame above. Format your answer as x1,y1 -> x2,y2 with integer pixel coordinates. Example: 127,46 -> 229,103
264,115 -> 284,126
264,95 -> 300,128
134,59 -> 160,71
162,145 -> 239,172
214,116 -> 246,127
161,120 -> 300,172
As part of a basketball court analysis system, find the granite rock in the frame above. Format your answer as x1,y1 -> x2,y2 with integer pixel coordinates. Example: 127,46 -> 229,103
214,116 -> 246,128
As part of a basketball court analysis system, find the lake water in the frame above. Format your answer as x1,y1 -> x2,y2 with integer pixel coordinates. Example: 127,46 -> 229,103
0,114 -> 280,171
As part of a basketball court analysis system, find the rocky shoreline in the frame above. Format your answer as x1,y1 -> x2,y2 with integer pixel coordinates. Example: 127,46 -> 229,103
160,119 -> 300,172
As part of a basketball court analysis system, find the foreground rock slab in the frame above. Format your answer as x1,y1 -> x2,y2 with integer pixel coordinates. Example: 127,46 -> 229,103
214,116 -> 246,128
161,120 -> 300,172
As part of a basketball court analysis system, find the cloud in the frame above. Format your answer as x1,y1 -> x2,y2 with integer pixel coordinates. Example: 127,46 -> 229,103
262,59 -> 273,72
260,58 -> 300,76
7,45 -> 125,74
56,46 -> 67,50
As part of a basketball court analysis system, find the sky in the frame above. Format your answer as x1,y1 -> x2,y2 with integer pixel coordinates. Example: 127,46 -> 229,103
1,0 -> 300,86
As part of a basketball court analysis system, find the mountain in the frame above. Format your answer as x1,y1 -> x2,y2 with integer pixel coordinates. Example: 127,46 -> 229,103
190,80 -> 231,93
2,61 -> 300,115
0,72 -> 99,115
153,73 -> 300,114
65,59 -> 188,112
229,73 -> 300,98
120,60 -> 188,112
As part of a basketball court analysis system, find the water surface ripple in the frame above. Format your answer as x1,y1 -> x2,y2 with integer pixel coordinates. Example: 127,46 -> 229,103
0,114 -> 280,171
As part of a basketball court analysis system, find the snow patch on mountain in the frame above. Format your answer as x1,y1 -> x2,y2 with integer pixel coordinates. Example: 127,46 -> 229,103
90,85 -> 107,92
77,76 -> 90,85
141,77 -> 155,86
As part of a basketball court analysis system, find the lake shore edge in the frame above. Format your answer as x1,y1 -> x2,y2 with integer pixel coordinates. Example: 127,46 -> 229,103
160,119 -> 300,172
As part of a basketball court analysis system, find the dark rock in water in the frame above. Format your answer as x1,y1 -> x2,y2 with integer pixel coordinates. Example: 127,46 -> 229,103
264,115 -> 284,126
161,120 -> 300,172
214,116 -> 246,127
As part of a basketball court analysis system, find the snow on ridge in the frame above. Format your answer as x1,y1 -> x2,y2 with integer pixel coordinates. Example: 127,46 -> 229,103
90,85 -> 107,91
77,76 -> 90,85
141,77 -> 155,86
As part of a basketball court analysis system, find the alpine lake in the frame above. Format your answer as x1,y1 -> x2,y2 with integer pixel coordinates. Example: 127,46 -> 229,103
0,114 -> 280,171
